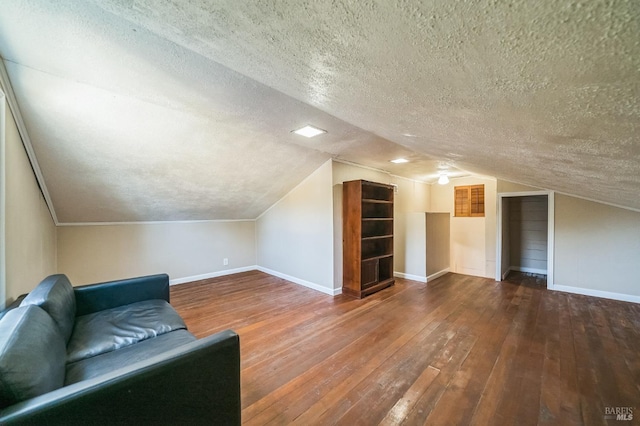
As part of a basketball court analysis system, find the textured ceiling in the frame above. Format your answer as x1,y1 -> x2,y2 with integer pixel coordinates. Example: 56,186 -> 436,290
0,0 -> 639,222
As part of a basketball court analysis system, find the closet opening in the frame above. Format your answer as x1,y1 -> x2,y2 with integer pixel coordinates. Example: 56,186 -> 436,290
496,192 -> 554,289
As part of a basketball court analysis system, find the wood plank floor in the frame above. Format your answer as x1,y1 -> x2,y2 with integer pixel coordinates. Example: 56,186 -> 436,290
170,271 -> 640,425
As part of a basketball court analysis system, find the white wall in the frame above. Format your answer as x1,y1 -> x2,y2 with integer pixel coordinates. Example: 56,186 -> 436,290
431,176 -> 497,278
402,212 -> 451,282
497,180 -> 543,193
500,197 -> 511,280
257,159 -> 335,294
401,213 -> 427,281
554,195 -> 640,300
392,177 -> 431,277
57,220 -> 256,285
426,212 -> 450,277
2,97 -> 57,305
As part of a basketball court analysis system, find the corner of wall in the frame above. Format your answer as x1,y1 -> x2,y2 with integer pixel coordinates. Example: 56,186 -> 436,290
3,93 -> 57,300
0,59 -> 57,226
256,159 -> 335,292
0,93 -> 6,308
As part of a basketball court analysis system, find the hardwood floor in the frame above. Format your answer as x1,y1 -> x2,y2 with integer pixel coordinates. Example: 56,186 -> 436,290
170,271 -> 640,425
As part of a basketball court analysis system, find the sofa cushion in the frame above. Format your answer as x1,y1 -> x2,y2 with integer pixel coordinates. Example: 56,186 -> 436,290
67,299 -> 188,363
20,274 -> 76,343
0,305 -> 66,408
65,329 -> 196,385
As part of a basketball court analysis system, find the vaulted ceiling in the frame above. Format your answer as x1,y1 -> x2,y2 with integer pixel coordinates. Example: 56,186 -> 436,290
1,0 -> 638,223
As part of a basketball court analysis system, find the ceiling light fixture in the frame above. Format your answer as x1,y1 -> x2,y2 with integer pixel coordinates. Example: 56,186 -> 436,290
390,158 -> 409,164
292,125 -> 327,138
438,174 -> 450,185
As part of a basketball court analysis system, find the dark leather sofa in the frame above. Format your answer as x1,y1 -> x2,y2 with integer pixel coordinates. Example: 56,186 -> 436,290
0,274 -> 240,425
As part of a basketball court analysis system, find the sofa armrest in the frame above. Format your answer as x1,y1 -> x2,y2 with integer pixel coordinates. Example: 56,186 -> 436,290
0,329 -> 241,425
74,274 -> 170,316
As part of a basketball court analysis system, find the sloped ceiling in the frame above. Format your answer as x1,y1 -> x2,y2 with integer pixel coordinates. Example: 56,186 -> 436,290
0,0 -> 638,223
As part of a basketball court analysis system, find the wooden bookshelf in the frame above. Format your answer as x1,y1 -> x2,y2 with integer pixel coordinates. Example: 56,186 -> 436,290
342,180 -> 395,298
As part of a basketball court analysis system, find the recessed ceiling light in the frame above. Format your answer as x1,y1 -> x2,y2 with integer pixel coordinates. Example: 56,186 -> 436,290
292,125 -> 327,138
390,158 -> 409,164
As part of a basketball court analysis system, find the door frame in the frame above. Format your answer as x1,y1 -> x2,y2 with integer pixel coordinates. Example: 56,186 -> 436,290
496,191 -> 555,289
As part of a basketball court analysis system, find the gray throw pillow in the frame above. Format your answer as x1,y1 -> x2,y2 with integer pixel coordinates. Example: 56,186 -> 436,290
20,274 -> 76,343
0,305 -> 66,408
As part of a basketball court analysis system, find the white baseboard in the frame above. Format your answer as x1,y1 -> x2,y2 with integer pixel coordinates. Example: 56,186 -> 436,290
256,266 -> 339,296
455,266 -> 486,278
394,268 -> 450,283
169,265 -> 340,296
427,268 -> 450,282
552,284 -> 640,304
169,266 -> 257,285
509,266 -> 547,275
394,272 -> 427,283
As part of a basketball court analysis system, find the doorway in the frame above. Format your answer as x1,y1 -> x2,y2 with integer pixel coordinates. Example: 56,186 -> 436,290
496,191 -> 554,289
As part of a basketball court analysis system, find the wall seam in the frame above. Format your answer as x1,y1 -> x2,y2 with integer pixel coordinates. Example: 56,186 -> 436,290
0,60 -> 58,225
